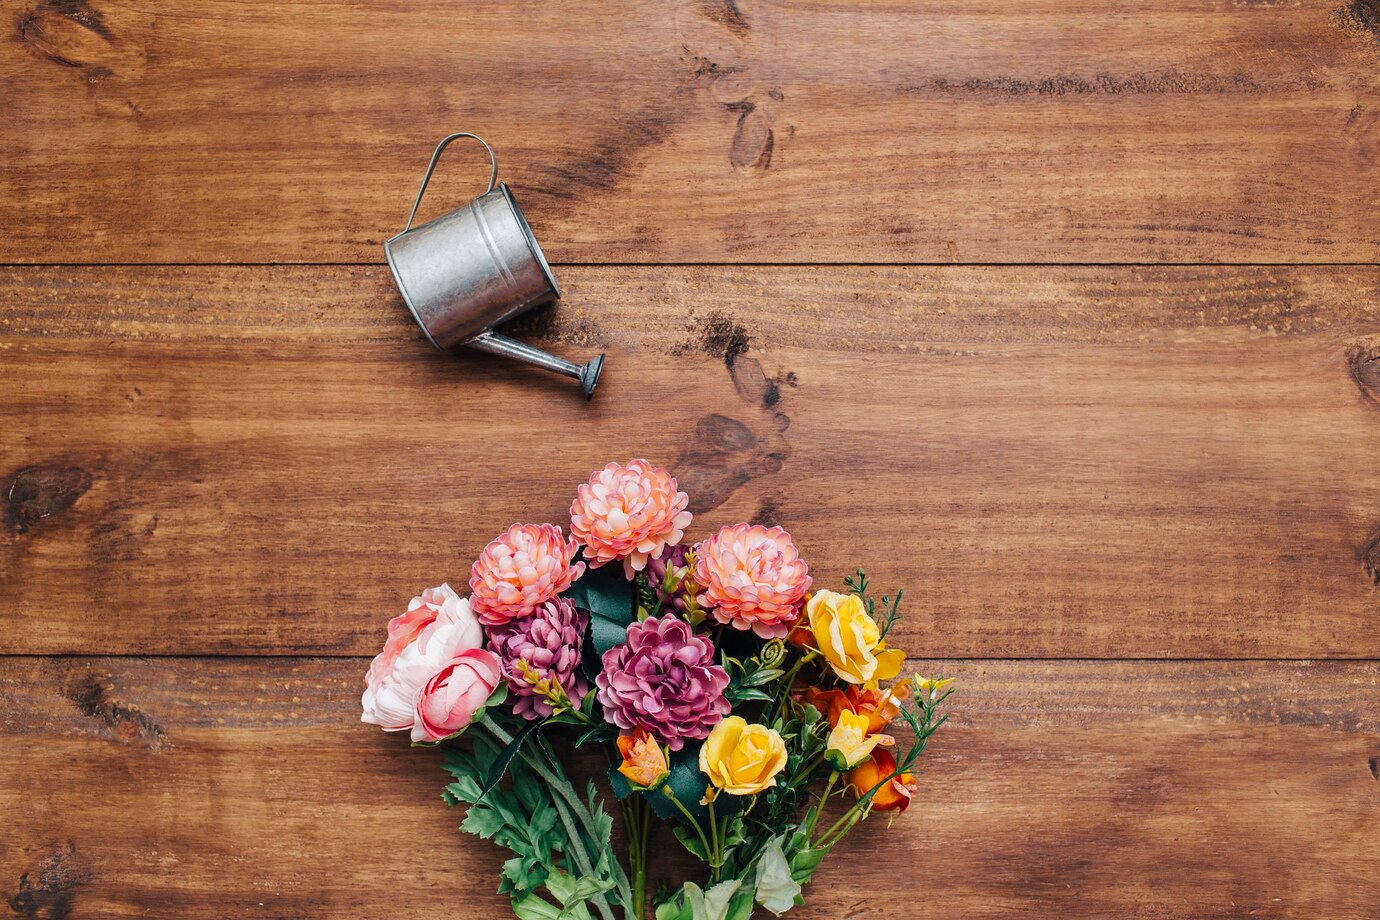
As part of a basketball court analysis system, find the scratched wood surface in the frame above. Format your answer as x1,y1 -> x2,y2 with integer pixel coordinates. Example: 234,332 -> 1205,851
4,0 -> 1380,263
6,0 -> 1380,917
5,266 -> 1380,658
4,657 -> 1378,919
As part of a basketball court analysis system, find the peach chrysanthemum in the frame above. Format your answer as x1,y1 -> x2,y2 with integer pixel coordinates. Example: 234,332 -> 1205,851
694,524 -> 811,639
569,459 -> 692,578
468,523 -> 585,627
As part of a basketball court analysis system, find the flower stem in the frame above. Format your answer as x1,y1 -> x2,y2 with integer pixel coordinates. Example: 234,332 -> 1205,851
772,649 -> 817,723
801,771 -> 838,841
623,796 -> 650,920
707,798 -> 721,881
662,788 -> 712,870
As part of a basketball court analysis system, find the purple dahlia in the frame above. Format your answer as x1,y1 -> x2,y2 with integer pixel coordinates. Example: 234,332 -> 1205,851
595,615 -> 730,750
487,597 -> 590,720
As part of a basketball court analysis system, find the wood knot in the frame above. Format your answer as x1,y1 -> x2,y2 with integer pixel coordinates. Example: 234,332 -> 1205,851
60,670 -> 167,751
9,842 -> 89,920
1346,346 -> 1380,409
1361,529 -> 1380,586
1335,0 -> 1380,42
5,464 -> 93,535
17,0 -> 147,87
729,103 -> 774,171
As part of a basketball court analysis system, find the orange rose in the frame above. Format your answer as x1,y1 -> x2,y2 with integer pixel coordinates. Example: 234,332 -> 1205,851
844,748 -> 915,813
616,728 -> 670,789
806,684 -> 907,735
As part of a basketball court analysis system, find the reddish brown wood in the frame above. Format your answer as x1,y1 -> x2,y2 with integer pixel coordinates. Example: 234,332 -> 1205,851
3,0 -> 1378,263
5,265 -> 1380,657
4,657 -> 1377,918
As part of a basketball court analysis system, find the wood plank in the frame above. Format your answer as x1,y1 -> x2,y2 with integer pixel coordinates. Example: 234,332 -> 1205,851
2,656 -> 1376,918
4,1 -> 1379,263
5,265 -> 1380,657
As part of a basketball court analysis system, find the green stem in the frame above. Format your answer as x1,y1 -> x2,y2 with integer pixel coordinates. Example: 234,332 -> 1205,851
662,788 -> 713,869
772,649 -> 817,723
817,805 -> 867,850
707,798 -> 721,881
623,796 -> 649,920
801,771 -> 838,841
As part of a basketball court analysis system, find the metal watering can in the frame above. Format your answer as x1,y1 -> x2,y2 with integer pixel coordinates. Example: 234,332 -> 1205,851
384,133 -> 605,398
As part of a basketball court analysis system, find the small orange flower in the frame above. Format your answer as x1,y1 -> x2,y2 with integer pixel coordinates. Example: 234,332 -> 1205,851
844,748 -> 915,813
616,728 -> 670,789
785,618 -> 817,652
806,683 -> 908,735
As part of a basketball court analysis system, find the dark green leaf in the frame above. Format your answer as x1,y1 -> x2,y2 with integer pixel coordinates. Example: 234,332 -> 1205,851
645,743 -> 710,822
564,563 -> 636,627
478,718 -> 543,801
588,612 -> 633,658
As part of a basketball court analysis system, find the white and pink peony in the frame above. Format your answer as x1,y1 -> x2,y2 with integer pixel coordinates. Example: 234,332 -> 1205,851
361,583 -> 500,740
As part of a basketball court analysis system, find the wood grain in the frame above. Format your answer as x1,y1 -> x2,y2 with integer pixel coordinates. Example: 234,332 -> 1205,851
4,0 -> 1379,263
4,265 -> 1380,657
3,656 -> 1376,918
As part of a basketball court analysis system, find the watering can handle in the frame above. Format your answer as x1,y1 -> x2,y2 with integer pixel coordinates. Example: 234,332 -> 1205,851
401,133 -> 499,234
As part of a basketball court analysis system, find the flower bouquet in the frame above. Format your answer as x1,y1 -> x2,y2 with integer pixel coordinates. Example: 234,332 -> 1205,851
361,460 -> 951,920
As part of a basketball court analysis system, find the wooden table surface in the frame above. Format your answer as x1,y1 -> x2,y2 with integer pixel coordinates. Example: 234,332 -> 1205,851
4,1 -> 1379,917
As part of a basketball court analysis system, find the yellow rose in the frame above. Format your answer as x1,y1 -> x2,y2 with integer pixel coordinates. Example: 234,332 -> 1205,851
806,590 -> 905,684
699,716 -> 788,796
825,709 -> 890,769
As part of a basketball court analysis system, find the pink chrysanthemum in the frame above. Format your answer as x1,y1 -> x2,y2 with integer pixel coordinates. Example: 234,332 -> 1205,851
468,523 -> 585,627
569,459 -> 692,578
595,615 -> 730,750
488,598 -> 590,721
694,524 -> 812,639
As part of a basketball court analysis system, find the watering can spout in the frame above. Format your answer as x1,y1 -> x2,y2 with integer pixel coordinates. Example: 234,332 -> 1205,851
468,332 -> 604,399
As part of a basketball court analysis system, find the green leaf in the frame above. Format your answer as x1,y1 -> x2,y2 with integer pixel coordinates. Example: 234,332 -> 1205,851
588,612 -> 633,658
477,717 -> 543,801
724,687 -> 773,704
565,563 -> 636,625
546,869 -> 615,908
564,564 -> 636,657
459,804 -> 507,840
608,766 -> 633,800
511,894 -> 565,920
753,837 -> 802,916
672,825 -> 709,860
742,667 -> 785,687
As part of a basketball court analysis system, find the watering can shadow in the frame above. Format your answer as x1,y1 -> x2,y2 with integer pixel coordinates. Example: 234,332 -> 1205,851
384,133 -> 604,398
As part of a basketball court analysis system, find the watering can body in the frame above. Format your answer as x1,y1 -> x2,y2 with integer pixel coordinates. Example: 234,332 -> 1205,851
384,134 -> 604,398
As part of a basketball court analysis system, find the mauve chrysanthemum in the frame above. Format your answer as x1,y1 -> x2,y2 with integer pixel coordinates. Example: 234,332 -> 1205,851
487,597 -> 590,721
570,459 -> 692,578
595,615 -> 730,750
468,523 -> 585,627
694,524 -> 811,639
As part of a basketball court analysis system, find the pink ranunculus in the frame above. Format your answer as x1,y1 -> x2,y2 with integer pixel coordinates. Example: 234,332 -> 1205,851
569,459 -> 692,578
361,584 -> 485,732
412,647 -> 503,742
694,524 -> 812,639
468,523 -> 585,627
